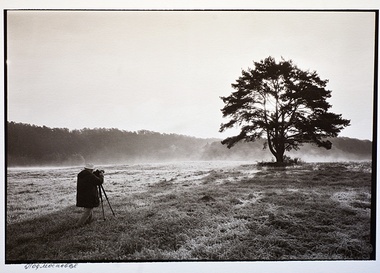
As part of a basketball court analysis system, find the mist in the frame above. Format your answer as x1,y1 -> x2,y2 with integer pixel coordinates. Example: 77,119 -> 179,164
7,122 -> 372,168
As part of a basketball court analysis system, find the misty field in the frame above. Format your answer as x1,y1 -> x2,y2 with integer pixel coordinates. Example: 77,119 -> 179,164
6,161 -> 373,262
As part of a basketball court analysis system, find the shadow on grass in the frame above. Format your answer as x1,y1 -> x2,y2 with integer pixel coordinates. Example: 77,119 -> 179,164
6,205 -> 116,262
6,199 -> 203,262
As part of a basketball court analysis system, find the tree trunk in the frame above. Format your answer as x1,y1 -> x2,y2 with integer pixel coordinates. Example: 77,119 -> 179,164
267,133 -> 285,163
276,140 -> 285,163
275,152 -> 284,163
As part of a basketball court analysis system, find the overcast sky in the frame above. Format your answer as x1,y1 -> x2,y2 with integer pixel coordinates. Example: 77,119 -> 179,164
7,10 -> 376,140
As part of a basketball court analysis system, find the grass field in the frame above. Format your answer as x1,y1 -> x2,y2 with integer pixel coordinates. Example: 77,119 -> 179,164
6,161 -> 373,262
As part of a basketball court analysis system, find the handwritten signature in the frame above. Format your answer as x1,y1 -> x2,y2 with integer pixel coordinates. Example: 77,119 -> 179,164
24,263 -> 78,270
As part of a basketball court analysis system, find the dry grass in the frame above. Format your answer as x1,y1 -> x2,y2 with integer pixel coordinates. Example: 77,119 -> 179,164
6,161 -> 373,262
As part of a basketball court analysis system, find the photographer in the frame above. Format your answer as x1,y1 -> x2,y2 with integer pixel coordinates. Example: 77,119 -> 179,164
76,163 -> 104,226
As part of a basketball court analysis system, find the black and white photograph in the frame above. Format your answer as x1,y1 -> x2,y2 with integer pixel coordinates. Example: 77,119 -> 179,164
2,1 -> 379,273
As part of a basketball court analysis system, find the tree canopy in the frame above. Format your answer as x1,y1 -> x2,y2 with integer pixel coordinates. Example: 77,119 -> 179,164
219,56 -> 351,163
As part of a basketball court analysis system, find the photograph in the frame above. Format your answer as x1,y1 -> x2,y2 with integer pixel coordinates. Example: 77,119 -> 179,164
2,2 -> 379,273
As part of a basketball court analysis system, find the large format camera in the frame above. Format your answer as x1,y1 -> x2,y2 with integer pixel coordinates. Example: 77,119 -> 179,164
93,169 -> 105,177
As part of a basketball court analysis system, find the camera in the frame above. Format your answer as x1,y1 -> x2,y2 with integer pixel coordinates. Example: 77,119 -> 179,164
93,169 -> 105,177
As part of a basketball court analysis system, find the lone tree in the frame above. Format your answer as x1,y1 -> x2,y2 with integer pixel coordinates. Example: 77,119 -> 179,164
219,56 -> 350,163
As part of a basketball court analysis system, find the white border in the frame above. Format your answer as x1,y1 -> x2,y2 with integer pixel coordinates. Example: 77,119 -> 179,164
1,1 -> 379,273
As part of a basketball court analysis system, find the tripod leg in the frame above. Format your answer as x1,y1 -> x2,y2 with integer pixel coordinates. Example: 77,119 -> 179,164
100,185 -> 116,217
98,185 -> 105,220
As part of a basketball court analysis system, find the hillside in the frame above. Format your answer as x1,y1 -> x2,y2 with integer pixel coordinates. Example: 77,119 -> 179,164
6,122 -> 373,166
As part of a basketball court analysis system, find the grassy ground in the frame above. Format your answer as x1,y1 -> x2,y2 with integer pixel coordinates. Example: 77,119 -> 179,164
6,161 -> 373,262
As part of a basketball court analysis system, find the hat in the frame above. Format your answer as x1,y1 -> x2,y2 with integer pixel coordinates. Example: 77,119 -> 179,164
84,163 -> 95,170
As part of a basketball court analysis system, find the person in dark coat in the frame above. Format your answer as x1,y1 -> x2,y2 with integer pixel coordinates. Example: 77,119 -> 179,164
76,163 -> 104,226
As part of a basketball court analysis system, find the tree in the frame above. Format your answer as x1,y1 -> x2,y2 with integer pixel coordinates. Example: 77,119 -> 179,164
219,56 -> 350,163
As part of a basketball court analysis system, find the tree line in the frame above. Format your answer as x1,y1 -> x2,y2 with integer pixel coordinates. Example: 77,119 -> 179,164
6,122 -> 215,166
7,121 -> 372,167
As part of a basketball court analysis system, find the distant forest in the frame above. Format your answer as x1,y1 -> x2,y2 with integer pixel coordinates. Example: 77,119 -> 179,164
7,122 -> 373,166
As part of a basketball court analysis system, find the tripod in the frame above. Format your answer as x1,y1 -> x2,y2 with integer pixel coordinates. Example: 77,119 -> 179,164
98,184 -> 116,220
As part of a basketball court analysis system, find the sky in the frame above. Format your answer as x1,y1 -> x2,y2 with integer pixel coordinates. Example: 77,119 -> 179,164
6,10 -> 376,140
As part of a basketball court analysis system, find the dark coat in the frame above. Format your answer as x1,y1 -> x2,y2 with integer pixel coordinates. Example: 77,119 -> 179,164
76,169 -> 104,208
